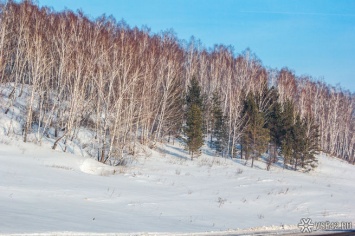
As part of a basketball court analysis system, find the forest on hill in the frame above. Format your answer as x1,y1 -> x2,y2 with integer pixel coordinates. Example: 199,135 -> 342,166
0,1 -> 354,168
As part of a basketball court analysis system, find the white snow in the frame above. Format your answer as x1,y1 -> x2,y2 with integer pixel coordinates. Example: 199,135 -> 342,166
0,85 -> 354,235
0,135 -> 354,235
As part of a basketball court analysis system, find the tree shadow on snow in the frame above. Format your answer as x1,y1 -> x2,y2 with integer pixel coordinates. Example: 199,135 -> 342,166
155,145 -> 188,160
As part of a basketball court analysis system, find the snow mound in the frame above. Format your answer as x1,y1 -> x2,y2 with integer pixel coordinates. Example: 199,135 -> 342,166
80,158 -> 118,176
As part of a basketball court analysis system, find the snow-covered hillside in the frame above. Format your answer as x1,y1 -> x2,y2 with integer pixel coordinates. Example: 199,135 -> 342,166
0,135 -> 354,235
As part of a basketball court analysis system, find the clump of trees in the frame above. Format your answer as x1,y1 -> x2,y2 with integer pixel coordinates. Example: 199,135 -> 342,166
237,86 -> 319,170
0,1 -> 353,168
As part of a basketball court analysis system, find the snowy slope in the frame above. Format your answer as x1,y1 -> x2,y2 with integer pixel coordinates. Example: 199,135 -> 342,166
0,136 -> 354,235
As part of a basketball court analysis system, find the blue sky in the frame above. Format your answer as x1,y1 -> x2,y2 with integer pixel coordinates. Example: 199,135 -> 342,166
37,0 -> 355,91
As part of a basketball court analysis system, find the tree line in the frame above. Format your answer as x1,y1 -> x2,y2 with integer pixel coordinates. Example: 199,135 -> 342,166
0,1 -> 354,166
184,78 -> 319,170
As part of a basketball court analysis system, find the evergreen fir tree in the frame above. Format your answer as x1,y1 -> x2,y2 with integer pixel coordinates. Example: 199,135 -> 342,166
300,115 -> 320,170
186,77 -> 203,108
211,91 -> 228,156
292,114 -> 305,170
185,104 -> 204,159
279,101 -> 319,171
242,93 -> 270,168
184,77 -> 204,159
267,102 -> 283,164
264,88 -> 282,170
280,100 -> 295,169
247,85 -> 280,170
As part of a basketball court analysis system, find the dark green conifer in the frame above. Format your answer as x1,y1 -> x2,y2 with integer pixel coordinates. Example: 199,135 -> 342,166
184,77 -> 204,159
186,77 -> 203,108
211,91 -> 228,156
268,102 -> 283,156
280,100 -> 295,168
300,115 -> 320,170
185,104 -> 204,159
242,93 -> 270,168
292,114 -> 305,170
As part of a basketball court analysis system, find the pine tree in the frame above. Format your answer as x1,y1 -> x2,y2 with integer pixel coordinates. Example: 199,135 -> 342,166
211,91 -> 228,156
265,88 -> 282,170
280,100 -> 295,169
300,115 -> 320,170
284,114 -> 319,171
292,114 -> 305,170
267,102 -> 283,163
186,77 -> 203,108
184,77 -> 204,159
185,104 -> 204,159
242,93 -> 270,168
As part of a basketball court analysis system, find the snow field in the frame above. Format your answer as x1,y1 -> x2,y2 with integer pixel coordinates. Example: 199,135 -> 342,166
0,136 -> 354,235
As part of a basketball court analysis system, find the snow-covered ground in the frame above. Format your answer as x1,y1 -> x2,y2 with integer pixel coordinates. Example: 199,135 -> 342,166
0,134 -> 354,235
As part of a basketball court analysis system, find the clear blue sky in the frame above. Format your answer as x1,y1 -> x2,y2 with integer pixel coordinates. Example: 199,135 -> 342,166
37,0 -> 355,91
